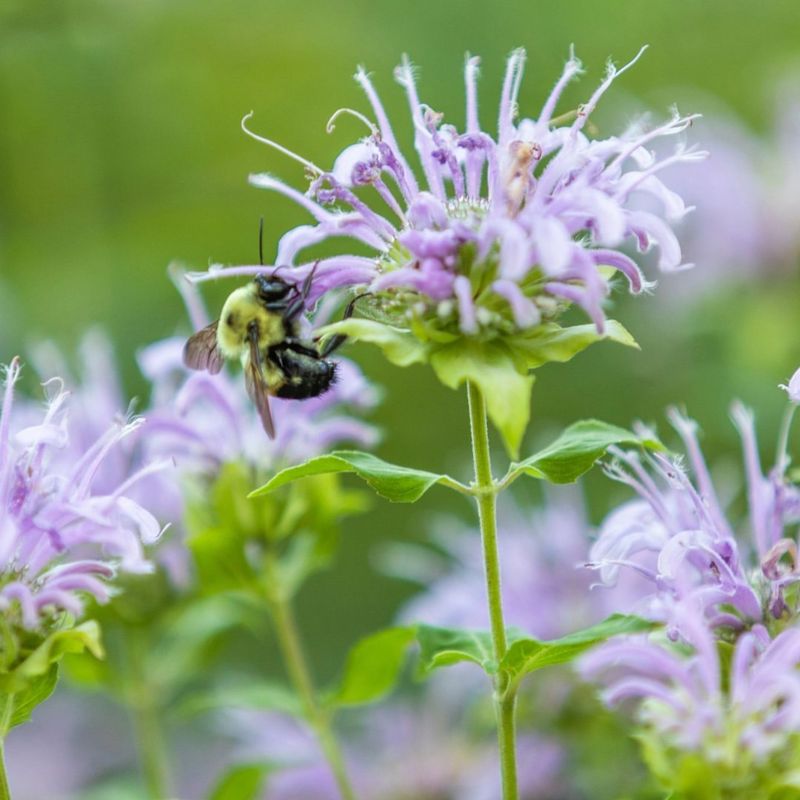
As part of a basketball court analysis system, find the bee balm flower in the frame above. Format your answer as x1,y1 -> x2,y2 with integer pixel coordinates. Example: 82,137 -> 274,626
192,47 -> 703,338
581,597 -> 800,785
587,404 -> 800,631
189,48 -> 703,456
0,359 -> 162,631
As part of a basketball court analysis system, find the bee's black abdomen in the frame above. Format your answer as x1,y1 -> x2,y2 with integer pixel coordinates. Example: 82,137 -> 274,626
269,346 -> 336,400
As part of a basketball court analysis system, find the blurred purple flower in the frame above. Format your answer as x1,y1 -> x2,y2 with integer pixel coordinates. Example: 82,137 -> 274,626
6,690 -> 132,800
27,330 -> 150,499
651,114 -> 769,291
764,84 -> 800,266
25,329 -> 196,587
129,273 -> 380,588
0,358 -> 163,630
141,341 -> 378,473
655,86 -> 800,291
581,595 -> 800,766
587,402 -> 800,631
189,48 -> 702,336
398,488 -> 644,641
224,675 -> 564,800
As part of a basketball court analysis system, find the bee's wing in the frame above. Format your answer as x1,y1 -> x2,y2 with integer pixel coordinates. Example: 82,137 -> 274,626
183,321 -> 224,374
244,335 -> 275,439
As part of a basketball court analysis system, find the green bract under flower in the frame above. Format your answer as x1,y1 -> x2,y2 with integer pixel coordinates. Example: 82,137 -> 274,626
318,315 -> 637,458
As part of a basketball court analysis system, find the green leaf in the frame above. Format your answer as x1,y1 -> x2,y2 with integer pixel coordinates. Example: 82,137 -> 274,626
181,680 -> 302,719
148,594 -> 263,693
318,318 -> 430,367
330,626 -> 414,708
323,319 -> 535,459
322,314 -> 640,461
429,340 -> 534,459
506,419 -> 663,485
416,625 -> 499,676
188,524 -> 259,594
1,621 -> 104,693
208,762 -> 271,800
249,451 -> 457,504
0,622 -> 104,725
501,614 -> 656,688
7,665 -> 58,730
277,530 -> 337,599
512,319 -> 639,369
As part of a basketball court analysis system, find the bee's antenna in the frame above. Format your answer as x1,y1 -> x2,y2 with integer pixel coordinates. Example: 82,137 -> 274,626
258,217 -> 264,267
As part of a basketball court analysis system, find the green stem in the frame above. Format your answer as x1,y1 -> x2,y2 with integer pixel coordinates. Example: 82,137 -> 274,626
466,381 -> 518,800
0,743 -> 9,800
264,559 -> 357,800
0,694 -> 13,800
128,631 -> 170,800
438,476 -> 474,496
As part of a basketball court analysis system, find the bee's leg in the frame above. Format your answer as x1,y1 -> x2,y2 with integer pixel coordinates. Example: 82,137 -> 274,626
270,344 -> 336,400
299,260 -> 320,301
282,338 -> 321,358
266,344 -> 290,373
281,261 -> 321,323
316,292 -> 369,358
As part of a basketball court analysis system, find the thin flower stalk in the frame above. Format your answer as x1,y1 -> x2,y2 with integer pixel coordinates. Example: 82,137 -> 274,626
467,381 -> 517,798
582,381 -> 800,791
264,553 -> 357,800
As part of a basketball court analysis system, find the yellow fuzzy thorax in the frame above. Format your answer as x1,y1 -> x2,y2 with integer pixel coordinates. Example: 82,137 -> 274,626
216,285 -> 286,360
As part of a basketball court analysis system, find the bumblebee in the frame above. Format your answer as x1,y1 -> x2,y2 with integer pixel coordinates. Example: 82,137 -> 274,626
183,264 -> 356,438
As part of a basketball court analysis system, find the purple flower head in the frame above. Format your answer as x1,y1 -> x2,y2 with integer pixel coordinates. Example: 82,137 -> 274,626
763,82 -> 800,266
24,330 -> 197,587
587,401 -> 800,633
398,488 -> 645,641
0,359 -> 163,631
659,85 -> 800,293
28,329 -> 135,496
581,594 -> 800,775
189,48 -> 702,339
647,113 -> 771,297
223,672 -> 564,799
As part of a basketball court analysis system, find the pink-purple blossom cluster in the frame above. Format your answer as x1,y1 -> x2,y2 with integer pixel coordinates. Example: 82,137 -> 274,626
190,48 -> 703,338
582,598 -> 800,766
581,385 -> 800,772
224,678 -> 564,800
655,86 -> 800,292
588,405 -> 800,630
399,488 -> 637,640
0,358 -> 162,631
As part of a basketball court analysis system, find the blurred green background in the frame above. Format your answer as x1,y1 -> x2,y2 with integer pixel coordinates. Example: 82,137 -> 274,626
2,0 -> 800,700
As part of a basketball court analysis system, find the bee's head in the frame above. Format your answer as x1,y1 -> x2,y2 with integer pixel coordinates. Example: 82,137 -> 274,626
255,272 -> 294,304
